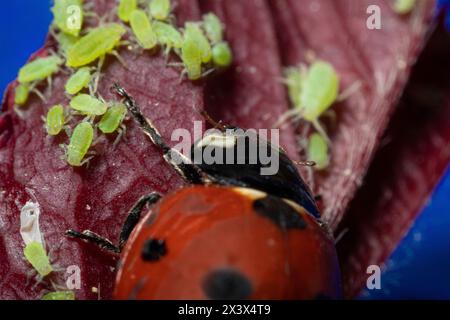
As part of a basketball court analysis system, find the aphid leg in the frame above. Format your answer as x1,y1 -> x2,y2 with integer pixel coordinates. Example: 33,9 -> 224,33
103,8 -> 116,24
49,26 -> 58,41
273,109 -> 300,129
167,61 -> 184,68
31,87 -> 47,104
201,68 -> 215,78
337,81 -> 362,102
91,56 -> 105,95
119,39 -> 133,48
59,144 -> 69,162
31,275 -> 45,291
59,143 -> 68,153
25,269 -> 37,287
163,47 -> 172,64
50,279 -> 69,292
178,69 -> 188,83
110,50 -> 129,70
80,155 -> 94,168
312,120 -> 331,144
59,67 -> 71,75
112,83 -> 208,184
118,192 -> 162,249
83,1 -> 94,10
113,124 -> 127,148
65,110 -> 73,124
46,76 -> 53,96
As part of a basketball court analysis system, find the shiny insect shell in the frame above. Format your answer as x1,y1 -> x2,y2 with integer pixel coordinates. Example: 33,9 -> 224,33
115,186 -> 341,300
67,84 -> 342,300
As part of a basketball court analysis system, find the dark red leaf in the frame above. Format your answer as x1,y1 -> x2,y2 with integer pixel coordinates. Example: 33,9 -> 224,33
0,0 -> 203,299
338,26 -> 450,298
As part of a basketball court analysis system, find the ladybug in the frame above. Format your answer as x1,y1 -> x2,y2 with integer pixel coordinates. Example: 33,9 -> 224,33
66,83 -> 342,300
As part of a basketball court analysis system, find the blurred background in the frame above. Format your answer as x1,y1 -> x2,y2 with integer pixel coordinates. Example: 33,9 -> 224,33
1,0 -> 449,299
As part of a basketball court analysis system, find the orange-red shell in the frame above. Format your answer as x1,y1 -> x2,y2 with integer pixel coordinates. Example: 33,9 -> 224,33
114,186 -> 341,299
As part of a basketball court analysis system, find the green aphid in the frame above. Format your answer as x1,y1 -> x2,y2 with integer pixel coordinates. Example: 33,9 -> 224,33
149,0 -> 171,21
18,56 -> 63,84
130,10 -> 158,50
300,61 -> 339,123
15,84 -> 30,106
393,0 -> 416,14
184,23 -> 212,64
67,121 -> 94,167
46,105 -> 65,136
153,21 -> 183,50
202,13 -> 223,44
98,102 -> 127,134
70,94 -> 107,116
284,67 -> 304,109
117,0 -> 137,22
51,0 -> 84,37
23,241 -> 53,278
66,23 -> 126,67
212,42 -> 232,68
41,291 -> 75,300
181,33 -> 203,80
55,32 -> 79,54
65,67 -> 91,95
307,133 -> 330,170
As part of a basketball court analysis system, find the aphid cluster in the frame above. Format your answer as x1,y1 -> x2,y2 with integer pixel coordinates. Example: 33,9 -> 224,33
118,0 -> 233,80
181,14 -> 233,79
280,60 -> 341,171
14,0 -> 233,167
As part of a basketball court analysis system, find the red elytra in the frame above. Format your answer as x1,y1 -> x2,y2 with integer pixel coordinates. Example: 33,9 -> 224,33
114,186 -> 341,300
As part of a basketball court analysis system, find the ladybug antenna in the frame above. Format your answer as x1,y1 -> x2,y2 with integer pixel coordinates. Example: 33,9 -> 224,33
293,160 -> 316,167
198,109 -> 228,132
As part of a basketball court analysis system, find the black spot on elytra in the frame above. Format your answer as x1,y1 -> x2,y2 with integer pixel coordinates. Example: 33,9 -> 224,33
253,195 -> 307,230
202,269 -> 252,300
141,238 -> 167,262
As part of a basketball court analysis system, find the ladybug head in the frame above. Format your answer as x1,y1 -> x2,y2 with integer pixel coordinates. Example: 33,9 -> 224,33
190,127 -> 320,218
111,83 -> 320,218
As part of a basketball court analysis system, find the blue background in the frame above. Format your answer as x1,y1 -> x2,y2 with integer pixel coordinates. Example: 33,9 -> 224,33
1,1 -> 449,300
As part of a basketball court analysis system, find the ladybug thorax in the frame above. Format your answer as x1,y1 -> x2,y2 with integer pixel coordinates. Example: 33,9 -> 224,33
190,129 -> 320,218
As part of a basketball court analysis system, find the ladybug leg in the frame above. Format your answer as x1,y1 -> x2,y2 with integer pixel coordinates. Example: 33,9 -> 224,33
112,83 -> 208,185
118,192 -> 161,249
66,193 -> 162,254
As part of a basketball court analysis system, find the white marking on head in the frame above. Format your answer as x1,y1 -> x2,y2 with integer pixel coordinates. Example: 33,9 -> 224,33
232,188 -> 267,200
196,134 -> 237,149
